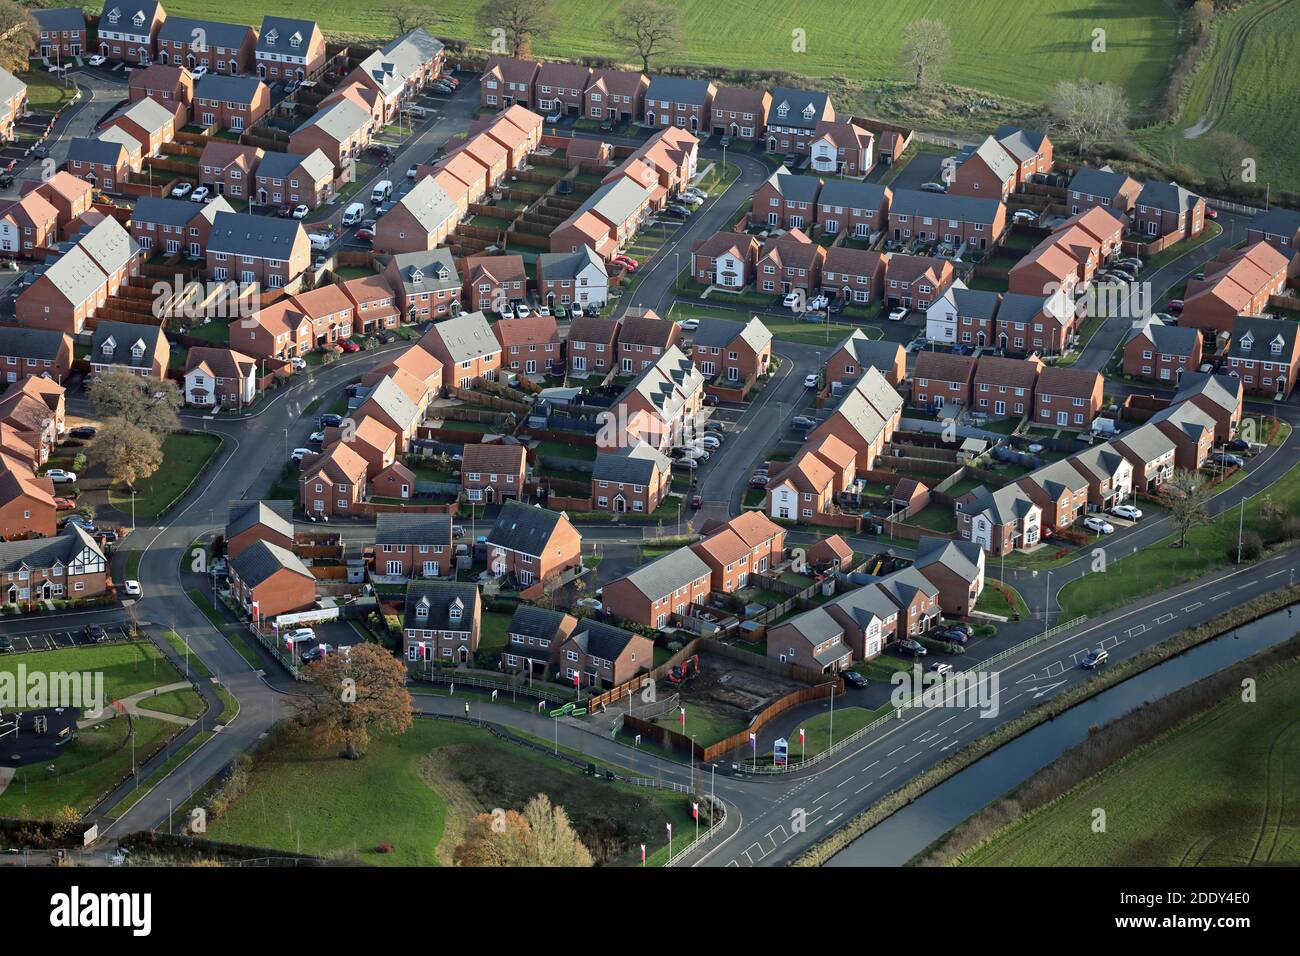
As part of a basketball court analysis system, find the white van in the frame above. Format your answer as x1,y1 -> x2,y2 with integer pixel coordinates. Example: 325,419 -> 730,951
341,202 -> 365,226
308,233 -> 331,251
372,180 -> 393,204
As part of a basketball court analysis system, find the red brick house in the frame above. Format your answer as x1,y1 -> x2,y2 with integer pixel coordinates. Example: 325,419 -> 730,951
33,8 -> 88,60
567,316 -> 620,376
1008,235 -> 1084,298
495,315 -> 561,378
826,330 -> 905,388
765,87 -> 834,155
289,98 -> 371,172
536,62 -> 592,116
1133,181 -> 1206,240
1181,242 -> 1290,337
480,56 -> 540,109
374,175 -> 461,255
1066,166 -> 1141,217
129,193 -> 227,259
461,443 -> 527,504
300,443 -> 369,518
884,254 -> 954,311
887,189 -> 1006,254
972,354 -> 1043,420
1123,316 -> 1203,384
206,212 -> 309,288
0,525 -> 106,602
616,309 -> 681,374
644,77 -> 715,134
65,131 -> 140,192
585,68 -> 649,123
708,86 -> 769,140
255,16 -> 326,84
253,149 -> 335,210
913,536 -> 986,618
591,442 -> 671,514
383,248 -> 462,324
0,191 -> 59,258
29,172 -> 95,236
950,135 -> 1019,200
228,540 -> 316,621
993,126 -> 1054,186
1174,372 -> 1243,442
756,228 -> 825,295
688,316 -> 772,393
342,274 -> 402,335
691,232 -> 759,290
232,299 -> 312,361
102,96 -> 176,157
418,311 -> 502,389
464,254 -> 527,313
1055,206 -> 1125,260
1149,401 -> 1216,471
374,514 -> 453,578
96,1 -> 165,66
486,502 -> 582,589
127,63 -> 194,119
199,141 -> 264,200
816,180 -> 891,241
753,169 -> 822,231
192,74 -> 271,133
156,17 -> 256,74
1018,459 -> 1090,532
0,328 -> 74,384
1225,315 -> 1300,399
603,546 -> 711,629
1033,366 -> 1103,431
401,581 -> 481,666
995,290 -> 1076,355
226,499 -> 294,560
809,118 -> 874,178
911,351 -> 976,412
821,247 -> 886,305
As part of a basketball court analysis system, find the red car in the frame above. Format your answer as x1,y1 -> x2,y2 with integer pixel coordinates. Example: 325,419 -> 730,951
1168,299 -> 1185,314
690,495 -> 702,509
355,227 -> 375,242
277,205 -> 293,218
54,497 -> 74,510
613,255 -> 638,271
340,340 -> 360,353
1206,206 -> 1218,220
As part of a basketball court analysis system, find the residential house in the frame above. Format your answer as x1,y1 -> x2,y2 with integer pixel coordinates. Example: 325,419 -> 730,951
128,194 -> 229,258
708,85 -> 768,140
957,482 -> 1043,555
0,69 -> 23,143
536,247 -> 609,311
586,68 -> 649,123
89,320 -> 168,379
993,125 -> 1054,185
225,499 -> 294,560
255,16 -> 326,83
230,299 -> 312,361
374,175 -> 460,254
1148,400 -> 1216,471
495,315 -> 561,378
342,274 -> 402,335
253,149 -> 335,209
887,189 -> 1006,254
0,459 -> 56,540
0,191 -> 59,257
690,232 -> 759,290
228,539 -> 316,620
0,328 -> 73,384
1066,166 -> 1141,217
352,376 -> 422,452
815,179 -> 891,240
1226,315 -> 1300,399
535,62 -> 591,116
192,74 -> 271,133
689,316 -> 772,392
32,8 -> 88,60
1068,443 -> 1134,512
1008,234 -> 1086,298
198,141 -> 263,199
1133,181 -> 1206,240
603,546 -> 711,629
96,1 -> 166,65
1245,207 -> 1300,256
567,316 -> 620,376
1173,371 -> 1243,443
753,169 -> 822,231
205,212 -> 309,288
766,451 -> 835,524
479,56 -> 540,109
288,282 -> 355,349
1056,205 -> 1126,260
995,289 -> 1076,355
337,414 -> 398,480
1181,242 -> 1290,337
590,442 -> 671,514
486,501 -> 582,588
401,581 -> 481,665
925,280 -> 1000,347
103,96 -> 176,157
127,63 -> 194,118
756,228 -> 825,295
156,16 -> 255,73
972,354 -> 1043,420
550,175 -> 653,260
820,246 -> 886,305
806,367 -> 903,471
15,245 -> 107,334
65,133 -> 139,191
463,254 -> 527,313
299,442 -> 369,517
461,443 -> 526,504
1123,315 -> 1203,384
884,254 -> 955,310
913,537 -> 985,618
1113,423 -> 1177,493
643,76 -> 714,133
826,329 -> 905,388
500,606 -> 577,678
766,606 -> 853,672
910,351 -> 976,412
765,87 -> 834,154
374,513 -> 453,578
289,97 -> 371,171
1034,366 -> 1103,430
183,346 -> 256,408
0,525 -> 107,603
383,248 -> 461,323
28,172 -> 95,236
1018,458 -> 1090,531
418,311 -> 501,388
557,619 -> 653,690
599,345 -> 704,452
809,118 -> 874,177
950,135 -> 1020,201
807,535 -> 855,574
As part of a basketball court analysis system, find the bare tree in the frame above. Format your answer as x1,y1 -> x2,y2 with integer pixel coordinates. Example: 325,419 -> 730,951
0,2 -> 38,75
389,0 -> 435,37
1161,469 -> 1211,549
1049,79 -> 1130,152
608,0 -> 683,73
1202,129 -> 1252,190
478,0 -> 556,60
899,18 -> 952,91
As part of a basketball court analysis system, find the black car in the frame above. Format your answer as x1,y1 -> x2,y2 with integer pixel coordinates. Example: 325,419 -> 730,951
301,644 -> 332,664
944,621 -> 974,639
1225,438 -> 1251,453
85,624 -> 106,642
659,206 -> 688,220
842,670 -> 868,688
69,425 -> 97,439
0,171 -> 12,188
599,119 -> 617,133
935,627 -> 968,645
318,413 -> 344,428
0,636 -> 14,653
100,530 -> 119,546
377,331 -> 397,344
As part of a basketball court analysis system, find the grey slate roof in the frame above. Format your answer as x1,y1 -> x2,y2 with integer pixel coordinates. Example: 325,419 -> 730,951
965,135 -> 1018,182
507,604 -> 569,641
1126,315 -> 1199,356
1247,207 -> 1300,240
537,246 -> 605,281
817,178 -> 888,210
207,211 -> 304,259
646,76 -> 713,106
914,536 -> 983,584
1068,443 -> 1130,484
691,315 -> 771,355
996,291 -> 1050,326
487,502 -> 569,558
0,326 -> 67,361
293,97 -> 369,141
890,187 -> 1002,224
98,2 -> 162,35
1115,421 -> 1176,464
90,320 -> 163,370
1136,181 -> 1200,215
1068,166 -> 1133,199
429,311 -> 498,364
1149,400 -> 1216,442
567,619 -> 641,663
1173,371 -> 1240,413
994,125 -> 1047,163
375,512 -> 451,546
622,546 -> 711,599
949,283 -> 1002,320
194,74 -> 265,106
109,94 -> 172,135
227,499 -> 294,540
32,8 -> 87,33
230,539 -> 312,588
591,441 -> 670,486
578,175 -> 651,227
1228,315 -> 1297,361
67,136 -> 128,165
131,196 -> 204,228
617,345 -> 705,420
764,169 -> 822,204
77,216 -> 137,276
828,584 -> 898,629
0,525 -> 102,574
963,482 -> 1038,526
389,248 -> 459,295
403,580 -> 479,632
158,17 -> 252,51
768,87 -> 831,130
1027,457 -> 1089,498
257,16 -> 317,56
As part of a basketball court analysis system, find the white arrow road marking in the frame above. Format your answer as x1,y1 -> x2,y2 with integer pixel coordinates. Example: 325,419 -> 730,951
940,738 -> 961,752
1020,680 -> 1068,699
825,814 -> 843,827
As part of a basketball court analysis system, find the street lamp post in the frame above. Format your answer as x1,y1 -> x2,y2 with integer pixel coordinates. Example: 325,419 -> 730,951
1043,569 -> 1053,637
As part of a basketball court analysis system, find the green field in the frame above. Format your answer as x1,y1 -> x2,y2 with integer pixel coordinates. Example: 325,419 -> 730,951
1135,0 -> 1300,200
135,687 -> 206,720
0,641 -> 181,702
961,658 -> 1300,866
1057,458 -> 1300,621
205,721 -> 697,865
108,432 -> 223,519
160,1 -> 1178,108
653,698 -> 746,747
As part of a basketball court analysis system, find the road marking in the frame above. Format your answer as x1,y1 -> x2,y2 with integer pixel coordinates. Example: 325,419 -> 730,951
903,751 -> 920,763
825,814 -> 843,827
956,721 -> 974,733
813,791 -> 829,802
1002,693 -> 1022,705
1183,602 -> 1203,612
1154,613 -> 1174,625
835,776 -> 854,788
928,735 -> 948,749
1126,624 -> 1147,637
887,746 -> 905,757
855,782 -> 873,794
1211,591 -> 1231,601
880,766 -> 897,778
1267,570 -> 1288,579
938,714 -> 958,726
860,760 -> 879,772
1237,583 -> 1253,590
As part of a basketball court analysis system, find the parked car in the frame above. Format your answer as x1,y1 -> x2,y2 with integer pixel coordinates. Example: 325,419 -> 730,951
190,186 -> 210,203
1083,515 -> 1115,535
842,670 -> 868,688
613,254 -> 639,270
897,639 -> 927,656
1213,452 -> 1245,468
666,203 -> 692,217
191,65 -> 208,79
935,627 -> 968,644
678,193 -> 703,207
123,580 -> 142,597
690,495 -> 702,509
660,206 -> 688,220
671,458 -> 698,472
515,302 -> 532,318
700,434 -> 722,449
803,373 -> 819,388
290,356 -> 308,370
1081,648 -> 1109,669
920,181 -> 947,193
85,624 -> 106,643
301,644 -> 333,664
782,291 -> 804,310
807,294 -> 829,311
286,627 -> 317,643
54,497 -> 75,510
341,340 -> 360,353
703,393 -> 720,407
1224,438 -> 1252,453
88,54 -> 107,66
45,469 -> 76,483
69,425 -> 96,439
684,187 -> 708,201
1168,299 -> 1185,313
290,447 -> 313,463
887,306 -> 908,322
677,318 -> 700,331
354,228 -> 375,243
748,474 -> 769,488
291,204 -> 310,220
782,154 -> 797,169
309,431 -> 326,445
1011,209 -> 1038,223
318,414 -> 344,428
1109,504 -> 1142,521
171,181 -> 192,198
791,415 -> 818,429
0,636 -> 13,653
599,119 -> 617,133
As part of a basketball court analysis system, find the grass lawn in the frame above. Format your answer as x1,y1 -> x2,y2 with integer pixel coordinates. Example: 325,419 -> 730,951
790,705 -> 883,759
205,720 -> 698,866
859,653 -> 915,683
135,687 -> 206,720
0,641 -> 180,702
962,657 -> 1300,866
653,699 -> 747,747
909,503 -> 958,533
478,610 -> 512,659
18,70 -> 78,110
108,432 -> 222,519
0,715 -> 175,818
975,578 -> 1029,619
669,301 -> 876,348
1057,458 -> 1300,621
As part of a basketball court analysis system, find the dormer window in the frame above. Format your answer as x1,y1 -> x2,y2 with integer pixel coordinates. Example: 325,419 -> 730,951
108,9 -> 120,23
100,337 -> 116,356
415,598 -> 429,620
802,103 -> 815,118
131,340 -> 145,359
449,597 -> 463,623
133,11 -> 144,27
290,32 -> 302,48
776,103 -> 788,118
265,29 -> 278,44
1271,336 -> 1284,355
410,268 -> 423,283
1240,333 -> 1254,352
